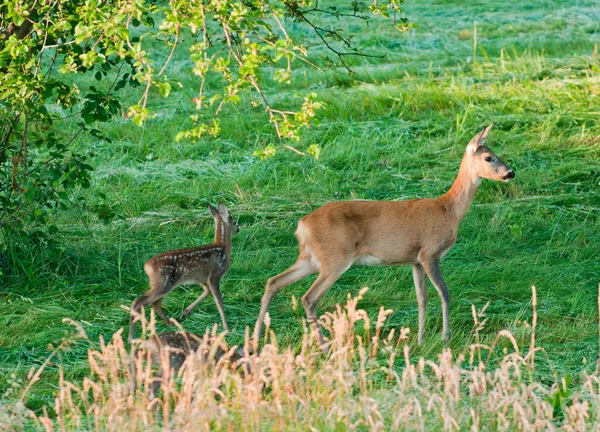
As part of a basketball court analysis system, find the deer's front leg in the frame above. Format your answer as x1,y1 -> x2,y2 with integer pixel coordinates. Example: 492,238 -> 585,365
208,276 -> 229,331
421,259 -> 450,342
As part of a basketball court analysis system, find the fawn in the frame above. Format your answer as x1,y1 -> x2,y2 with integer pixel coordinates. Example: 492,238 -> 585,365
129,203 -> 238,341
253,125 -> 515,350
130,331 -> 246,400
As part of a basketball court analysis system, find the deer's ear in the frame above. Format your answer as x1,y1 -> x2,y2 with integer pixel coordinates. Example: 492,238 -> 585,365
466,123 -> 494,155
208,204 -> 219,219
218,202 -> 230,219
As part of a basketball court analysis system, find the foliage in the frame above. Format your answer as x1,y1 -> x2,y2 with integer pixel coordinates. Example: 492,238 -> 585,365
1,0 -> 598,422
0,0 -> 413,235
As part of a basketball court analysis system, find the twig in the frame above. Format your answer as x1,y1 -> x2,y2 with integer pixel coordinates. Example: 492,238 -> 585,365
158,31 -> 179,76
284,1 -> 386,72
221,23 -> 284,138
282,144 -> 307,156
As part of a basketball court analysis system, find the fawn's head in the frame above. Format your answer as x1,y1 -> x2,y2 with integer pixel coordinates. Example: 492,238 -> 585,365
209,203 -> 239,234
465,124 -> 515,182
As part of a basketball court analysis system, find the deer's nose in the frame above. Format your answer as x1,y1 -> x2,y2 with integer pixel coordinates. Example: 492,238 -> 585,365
506,170 -> 515,179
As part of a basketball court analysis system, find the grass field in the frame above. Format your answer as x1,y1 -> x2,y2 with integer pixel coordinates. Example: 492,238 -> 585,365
2,0 -> 600,426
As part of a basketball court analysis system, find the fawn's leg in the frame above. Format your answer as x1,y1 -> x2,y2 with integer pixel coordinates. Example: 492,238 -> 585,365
131,270 -> 175,340
130,291 -> 168,340
152,297 -> 174,327
180,283 -> 210,320
208,275 -> 229,332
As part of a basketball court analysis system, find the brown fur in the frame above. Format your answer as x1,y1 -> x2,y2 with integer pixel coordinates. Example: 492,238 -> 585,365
253,125 -> 514,349
131,331 -> 245,400
129,203 -> 238,340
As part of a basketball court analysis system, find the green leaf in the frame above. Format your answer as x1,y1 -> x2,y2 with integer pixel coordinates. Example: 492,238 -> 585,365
306,144 -> 321,159
253,144 -> 277,160
175,131 -> 186,142
158,82 -> 171,98
83,113 -> 95,124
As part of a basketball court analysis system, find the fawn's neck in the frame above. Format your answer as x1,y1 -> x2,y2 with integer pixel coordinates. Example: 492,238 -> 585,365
439,153 -> 481,222
213,218 -> 232,259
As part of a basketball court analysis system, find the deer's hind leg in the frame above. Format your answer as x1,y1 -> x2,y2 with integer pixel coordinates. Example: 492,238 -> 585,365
180,283 -> 210,320
152,297 -> 174,327
301,257 -> 353,352
130,274 -> 175,340
253,258 -> 317,342
130,290 -> 170,340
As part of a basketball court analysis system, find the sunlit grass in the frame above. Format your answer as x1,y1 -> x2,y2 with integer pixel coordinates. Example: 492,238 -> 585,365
1,0 -> 599,423
4,288 -> 600,430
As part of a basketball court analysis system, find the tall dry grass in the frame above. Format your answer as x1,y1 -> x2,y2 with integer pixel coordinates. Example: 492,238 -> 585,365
3,286 -> 600,431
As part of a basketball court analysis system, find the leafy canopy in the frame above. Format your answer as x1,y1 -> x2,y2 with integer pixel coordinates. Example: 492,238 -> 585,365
0,0 -> 413,233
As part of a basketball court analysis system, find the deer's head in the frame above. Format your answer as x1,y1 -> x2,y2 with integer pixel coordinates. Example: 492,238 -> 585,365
209,203 -> 239,234
466,124 -> 515,182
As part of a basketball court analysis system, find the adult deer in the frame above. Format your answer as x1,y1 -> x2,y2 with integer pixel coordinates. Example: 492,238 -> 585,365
253,125 -> 514,350
129,203 -> 238,341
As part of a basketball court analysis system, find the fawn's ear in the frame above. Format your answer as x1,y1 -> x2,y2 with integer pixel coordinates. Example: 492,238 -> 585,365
208,203 -> 220,220
218,202 -> 230,219
466,123 -> 494,155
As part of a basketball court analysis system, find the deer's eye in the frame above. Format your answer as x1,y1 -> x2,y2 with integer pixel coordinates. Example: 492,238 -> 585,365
485,156 -> 493,163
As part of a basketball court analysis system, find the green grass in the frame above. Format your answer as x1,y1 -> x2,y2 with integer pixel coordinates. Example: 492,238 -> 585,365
2,0 -> 600,414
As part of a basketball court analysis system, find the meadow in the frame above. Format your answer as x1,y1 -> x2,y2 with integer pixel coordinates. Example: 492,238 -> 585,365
1,0 -> 600,429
